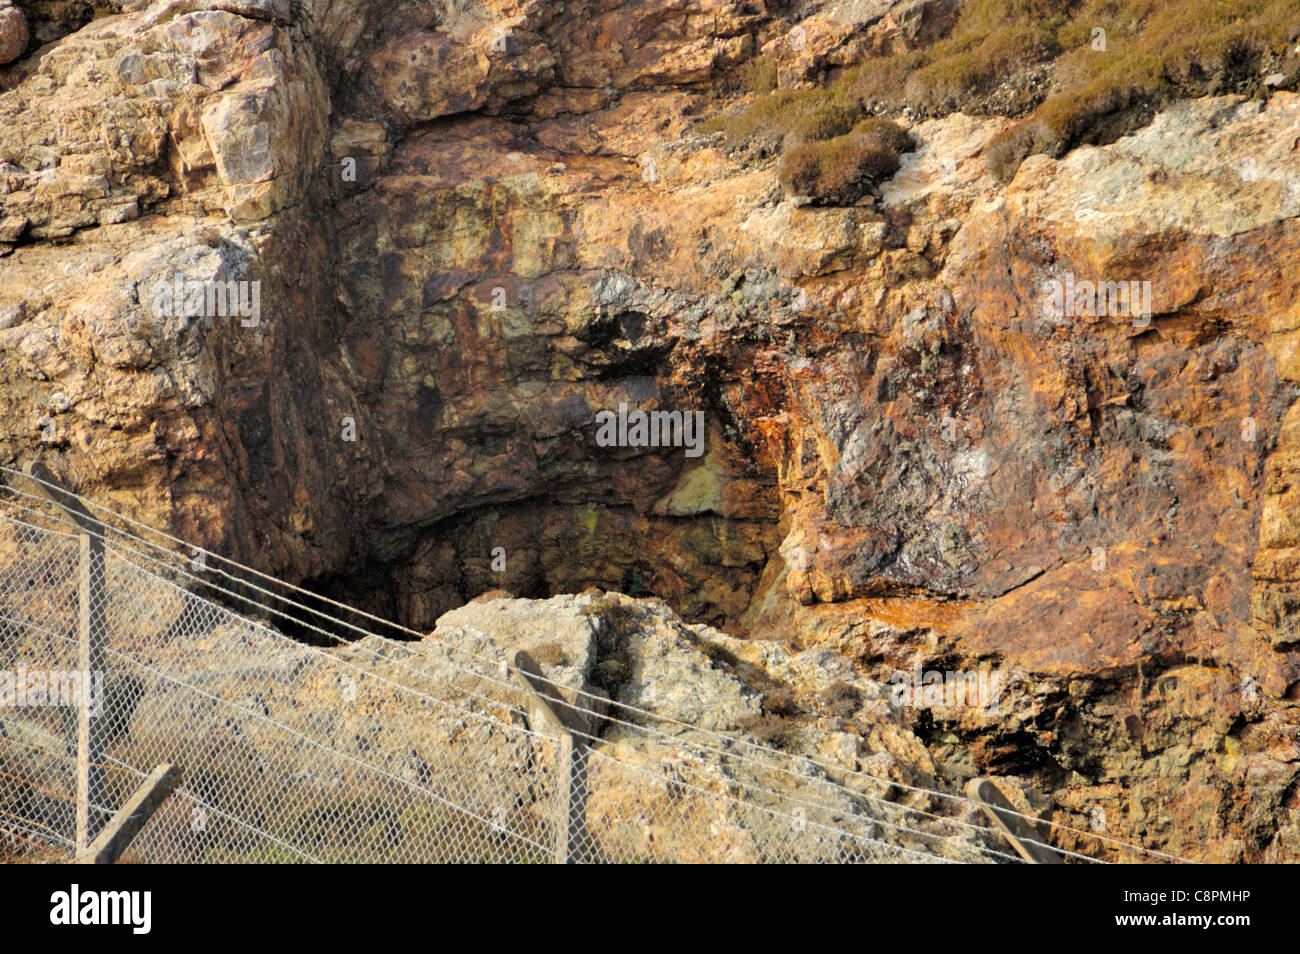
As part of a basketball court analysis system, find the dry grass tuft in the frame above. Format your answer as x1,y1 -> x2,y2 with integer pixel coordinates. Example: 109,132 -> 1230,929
707,0 -> 1299,185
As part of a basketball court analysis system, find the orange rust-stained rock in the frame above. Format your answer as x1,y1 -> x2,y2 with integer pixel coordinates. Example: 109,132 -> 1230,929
3,0 -> 1300,862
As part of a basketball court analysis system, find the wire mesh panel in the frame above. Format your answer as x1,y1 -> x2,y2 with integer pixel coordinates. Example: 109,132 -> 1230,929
0,495 -> 1057,865
0,516 -> 82,862
90,547 -> 565,863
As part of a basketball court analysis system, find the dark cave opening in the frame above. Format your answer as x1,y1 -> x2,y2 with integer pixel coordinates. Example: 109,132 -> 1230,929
266,492 -> 780,647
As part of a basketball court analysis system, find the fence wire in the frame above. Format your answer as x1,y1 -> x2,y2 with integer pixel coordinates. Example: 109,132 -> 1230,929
0,486 -> 1061,864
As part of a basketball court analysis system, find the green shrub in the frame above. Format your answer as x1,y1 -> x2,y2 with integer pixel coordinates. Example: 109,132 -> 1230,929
702,88 -> 852,151
740,54 -> 778,94
784,103 -> 856,146
778,120 -> 914,205
866,0 -> 1068,112
853,117 -> 916,155
836,51 -> 926,114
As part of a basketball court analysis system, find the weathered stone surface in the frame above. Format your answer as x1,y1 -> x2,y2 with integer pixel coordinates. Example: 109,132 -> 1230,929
103,587 -> 993,861
4,0 -> 1300,862
0,2 -> 27,64
423,591 -> 994,861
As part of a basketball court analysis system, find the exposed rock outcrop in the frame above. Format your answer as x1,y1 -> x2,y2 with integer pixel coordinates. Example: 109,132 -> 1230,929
109,588 -> 1001,862
0,3 -> 27,65
3,0 -> 1300,861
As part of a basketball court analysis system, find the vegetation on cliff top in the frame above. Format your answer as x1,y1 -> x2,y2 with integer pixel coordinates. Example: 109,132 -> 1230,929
708,0 -> 1299,188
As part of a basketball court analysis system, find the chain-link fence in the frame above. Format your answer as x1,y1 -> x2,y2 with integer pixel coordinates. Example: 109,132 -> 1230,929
0,474 -> 1073,865
0,506 -> 570,863
0,515 -> 83,862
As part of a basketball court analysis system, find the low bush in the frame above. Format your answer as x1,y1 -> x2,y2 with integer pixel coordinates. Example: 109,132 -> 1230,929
701,88 -> 847,150
740,54 -> 778,95
853,117 -> 916,155
820,681 -> 863,718
983,119 -> 1060,182
784,102 -> 856,146
737,713 -> 803,751
778,119 -> 914,204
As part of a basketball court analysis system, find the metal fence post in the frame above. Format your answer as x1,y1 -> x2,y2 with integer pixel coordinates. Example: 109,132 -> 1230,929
77,763 -> 180,864
16,463 -> 108,856
554,733 -> 573,864
966,778 -> 1062,864
508,650 -> 580,864
76,530 -> 106,856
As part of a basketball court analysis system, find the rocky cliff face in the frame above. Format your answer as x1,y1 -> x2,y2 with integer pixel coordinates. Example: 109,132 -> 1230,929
3,0 -> 1300,861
